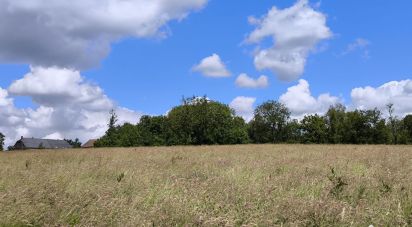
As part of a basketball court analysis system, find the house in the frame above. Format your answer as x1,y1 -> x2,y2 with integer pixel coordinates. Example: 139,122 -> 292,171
82,139 -> 97,148
13,137 -> 73,150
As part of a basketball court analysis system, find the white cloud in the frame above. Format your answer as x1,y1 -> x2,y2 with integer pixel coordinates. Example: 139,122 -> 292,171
351,80 -> 412,116
9,67 -> 113,110
229,96 -> 256,122
235,73 -> 269,88
192,54 -> 231,77
0,67 -> 143,147
0,0 -> 208,69
246,0 -> 332,81
0,88 -> 12,106
43,132 -> 64,140
342,38 -> 370,58
279,79 -> 340,118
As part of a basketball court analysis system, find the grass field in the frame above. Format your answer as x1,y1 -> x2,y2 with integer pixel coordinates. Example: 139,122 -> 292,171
1,145 -> 412,226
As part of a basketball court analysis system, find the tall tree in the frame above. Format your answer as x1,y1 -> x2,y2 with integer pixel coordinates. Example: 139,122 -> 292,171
249,101 -> 290,143
387,103 -> 399,144
400,115 -> 412,144
138,115 -> 170,146
325,104 -> 346,144
342,109 -> 389,144
168,97 -> 249,145
300,114 -> 328,144
95,109 -> 121,147
0,132 -> 4,151
284,119 -> 302,143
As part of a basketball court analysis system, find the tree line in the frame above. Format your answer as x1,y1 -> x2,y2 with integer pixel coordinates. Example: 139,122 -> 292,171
0,96 -> 410,150
94,97 -> 412,147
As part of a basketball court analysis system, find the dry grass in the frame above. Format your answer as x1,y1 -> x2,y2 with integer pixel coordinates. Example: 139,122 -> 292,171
1,145 -> 412,226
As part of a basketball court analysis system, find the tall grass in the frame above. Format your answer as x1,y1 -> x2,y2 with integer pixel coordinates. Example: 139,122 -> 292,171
0,145 -> 411,226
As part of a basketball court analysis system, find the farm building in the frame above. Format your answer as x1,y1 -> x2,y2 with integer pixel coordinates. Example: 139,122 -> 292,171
82,139 -> 97,148
13,137 -> 73,150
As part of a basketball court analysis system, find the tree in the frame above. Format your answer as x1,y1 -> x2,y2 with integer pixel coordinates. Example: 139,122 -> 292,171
0,132 -> 4,151
364,109 -> 390,144
300,114 -> 328,144
249,101 -> 290,143
399,115 -> 412,144
108,109 -> 118,133
64,138 -> 82,148
117,123 -> 141,147
95,110 -> 121,147
325,104 -> 346,144
284,119 -> 302,143
167,97 -> 249,145
138,115 -> 170,146
342,109 -> 389,144
387,104 -> 400,144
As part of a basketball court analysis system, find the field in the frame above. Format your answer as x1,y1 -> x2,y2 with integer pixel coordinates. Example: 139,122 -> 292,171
1,145 -> 412,226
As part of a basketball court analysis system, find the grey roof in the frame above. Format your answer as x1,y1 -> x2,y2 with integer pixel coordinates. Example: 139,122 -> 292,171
19,138 -> 73,149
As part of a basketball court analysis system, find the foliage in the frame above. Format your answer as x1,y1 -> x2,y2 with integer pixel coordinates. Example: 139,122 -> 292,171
248,100 -> 290,143
94,97 -> 412,147
96,97 -> 249,147
64,138 -> 82,148
300,114 -> 328,144
400,115 -> 412,144
387,103 -> 400,144
342,109 -> 389,144
325,104 -> 346,144
0,132 -> 4,151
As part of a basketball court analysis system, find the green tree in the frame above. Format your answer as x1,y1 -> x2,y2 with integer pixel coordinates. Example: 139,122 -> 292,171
167,97 -> 249,145
364,109 -> 390,144
249,101 -> 290,143
325,104 -> 346,144
95,110 -> 121,147
300,114 -> 328,144
342,109 -> 389,144
117,123 -> 141,147
284,119 -> 302,143
0,132 -> 4,151
227,116 -> 249,144
399,115 -> 412,144
387,104 -> 400,144
64,138 -> 82,148
138,115 -> 170,146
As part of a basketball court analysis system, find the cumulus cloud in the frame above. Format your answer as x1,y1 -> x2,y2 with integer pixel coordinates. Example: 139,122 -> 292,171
246,0 -> 332,81
0,0 -> 208,69
279,79 -> 340,118
235,73 -> 269,88
351,80 -> 412,116
192,54 -> 231,77
0,67 -> 143,147
229,96 -> 256,122
9,67 -> 114,110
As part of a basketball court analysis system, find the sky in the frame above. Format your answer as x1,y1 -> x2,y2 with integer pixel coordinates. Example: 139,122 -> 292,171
1,0 -> 412,146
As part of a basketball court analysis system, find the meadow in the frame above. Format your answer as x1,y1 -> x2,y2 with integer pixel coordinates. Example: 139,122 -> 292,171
1,145 -> 412,226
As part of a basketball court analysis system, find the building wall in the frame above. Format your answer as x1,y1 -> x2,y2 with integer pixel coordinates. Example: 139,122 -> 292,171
13,141 -> 25,150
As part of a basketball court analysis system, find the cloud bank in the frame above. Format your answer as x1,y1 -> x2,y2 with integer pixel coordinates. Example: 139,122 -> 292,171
246,0 -> 332,81
0,0 -> 208,69
351,80 -> 412,116
279,79 -> 340,118
1,67 -> 142,146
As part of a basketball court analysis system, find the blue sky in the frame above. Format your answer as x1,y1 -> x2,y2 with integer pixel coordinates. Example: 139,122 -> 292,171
1,0 -> 412,144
